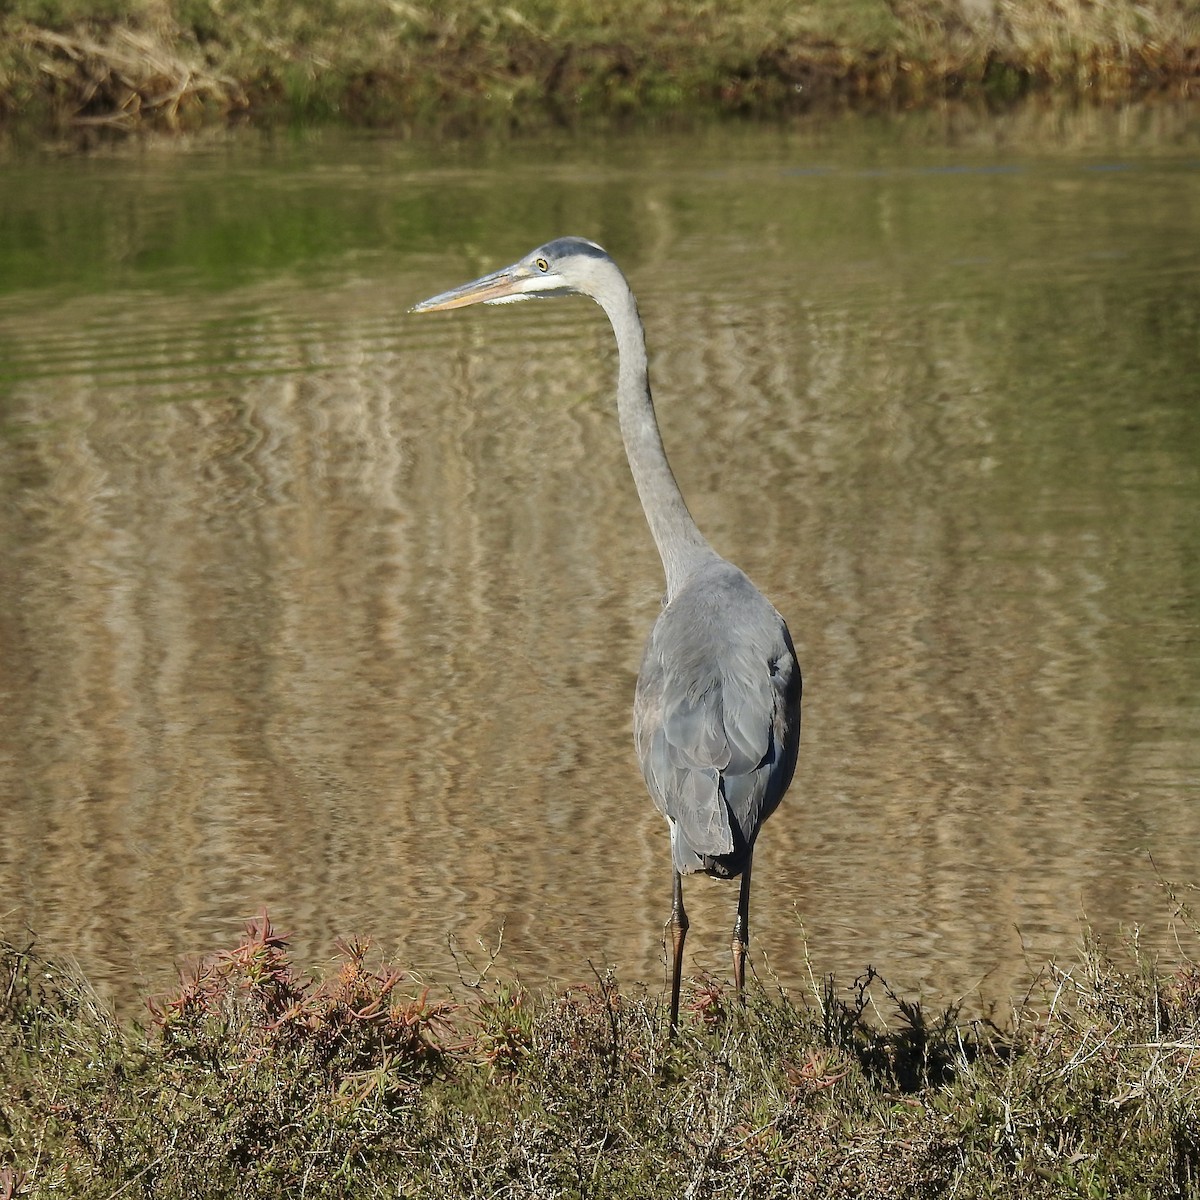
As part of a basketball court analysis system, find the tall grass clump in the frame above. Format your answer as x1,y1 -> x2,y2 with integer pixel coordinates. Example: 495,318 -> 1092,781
2,911 -> 1199,1197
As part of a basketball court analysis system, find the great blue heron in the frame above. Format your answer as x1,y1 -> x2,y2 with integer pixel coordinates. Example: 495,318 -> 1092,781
412,237 -> 802,1035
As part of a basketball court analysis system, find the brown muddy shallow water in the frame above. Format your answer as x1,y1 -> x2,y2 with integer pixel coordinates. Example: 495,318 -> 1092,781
1,106 -> 1198,1016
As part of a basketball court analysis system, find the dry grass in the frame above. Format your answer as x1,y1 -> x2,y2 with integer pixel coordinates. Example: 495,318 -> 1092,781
0,0 -> 1196,137
17,24 -> 246,128
2,909 -> 1199,1198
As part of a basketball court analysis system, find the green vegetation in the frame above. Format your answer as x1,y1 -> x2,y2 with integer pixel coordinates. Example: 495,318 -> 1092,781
0,0 -> 1196,137
3,913 -> 1199,1197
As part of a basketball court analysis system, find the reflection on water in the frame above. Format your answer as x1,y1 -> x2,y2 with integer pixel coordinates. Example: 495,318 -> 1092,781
1,107 -> 1198,1015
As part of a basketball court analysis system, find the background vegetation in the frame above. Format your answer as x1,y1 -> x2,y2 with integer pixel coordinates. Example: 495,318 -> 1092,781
0,0 -> 1197,136
3,910 -> 1200,1197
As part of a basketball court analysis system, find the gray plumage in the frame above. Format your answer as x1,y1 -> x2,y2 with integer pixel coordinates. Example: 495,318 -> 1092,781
636,558 -> 800,878
412,237 -> 802,1035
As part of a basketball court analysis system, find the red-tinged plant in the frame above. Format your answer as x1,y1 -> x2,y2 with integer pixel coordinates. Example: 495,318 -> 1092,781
147,914 -> 458,1086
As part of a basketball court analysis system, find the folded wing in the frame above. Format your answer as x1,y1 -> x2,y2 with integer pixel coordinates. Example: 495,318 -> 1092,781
634,562 -> 801,877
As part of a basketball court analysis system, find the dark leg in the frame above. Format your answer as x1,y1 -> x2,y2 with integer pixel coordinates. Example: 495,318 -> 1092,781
732,854 -> 753,1002
667,869 -> 689,1037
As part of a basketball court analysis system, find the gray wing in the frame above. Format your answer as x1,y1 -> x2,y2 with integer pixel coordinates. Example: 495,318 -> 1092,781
633,561 -> 801,877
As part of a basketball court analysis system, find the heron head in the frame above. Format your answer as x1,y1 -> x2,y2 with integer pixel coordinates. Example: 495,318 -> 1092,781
410,237 -> 614,312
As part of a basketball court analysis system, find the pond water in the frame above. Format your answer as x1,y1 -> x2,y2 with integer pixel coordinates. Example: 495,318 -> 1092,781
1,106 -> 1199,1017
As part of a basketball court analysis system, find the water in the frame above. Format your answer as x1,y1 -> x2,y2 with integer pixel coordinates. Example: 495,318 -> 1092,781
1,107 -> 1198,1015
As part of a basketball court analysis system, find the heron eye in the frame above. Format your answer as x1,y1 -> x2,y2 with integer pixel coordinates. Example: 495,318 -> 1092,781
535,257 -> 549,272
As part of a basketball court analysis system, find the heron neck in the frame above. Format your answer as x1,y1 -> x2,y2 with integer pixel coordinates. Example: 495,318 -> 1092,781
599,284 -> 716,598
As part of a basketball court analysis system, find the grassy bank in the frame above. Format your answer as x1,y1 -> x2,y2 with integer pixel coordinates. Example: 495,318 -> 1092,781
0,0 -> 1197,138
2,914 -> 1199,1198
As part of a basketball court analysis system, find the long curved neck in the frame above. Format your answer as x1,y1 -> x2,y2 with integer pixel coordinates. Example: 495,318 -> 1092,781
595,277 -> 716,599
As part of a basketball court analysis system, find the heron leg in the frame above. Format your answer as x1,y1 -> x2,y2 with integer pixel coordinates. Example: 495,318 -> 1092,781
732,855 -> 753,1002
667,869 -> 689,1037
